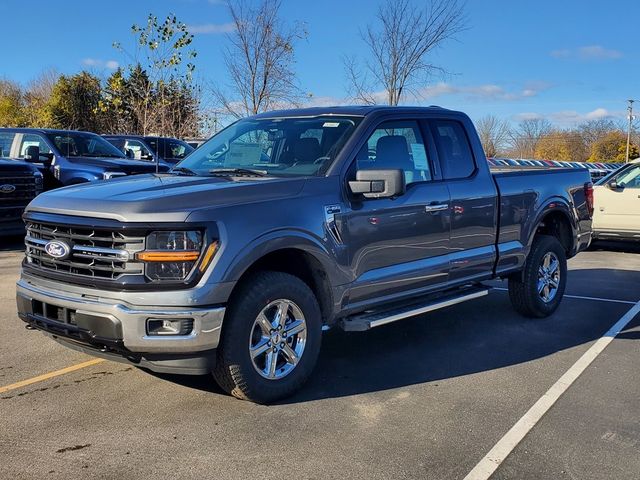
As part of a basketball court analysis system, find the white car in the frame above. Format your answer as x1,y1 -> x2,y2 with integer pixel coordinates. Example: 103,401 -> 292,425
592,159 -> 640,241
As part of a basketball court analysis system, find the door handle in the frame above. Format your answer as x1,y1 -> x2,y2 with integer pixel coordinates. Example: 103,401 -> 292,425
424,204 -> 449,212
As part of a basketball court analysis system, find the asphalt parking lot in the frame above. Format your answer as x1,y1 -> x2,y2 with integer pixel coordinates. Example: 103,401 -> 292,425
1,238 -> 638,480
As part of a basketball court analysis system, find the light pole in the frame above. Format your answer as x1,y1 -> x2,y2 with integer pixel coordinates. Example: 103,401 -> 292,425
626,99 -> 635,163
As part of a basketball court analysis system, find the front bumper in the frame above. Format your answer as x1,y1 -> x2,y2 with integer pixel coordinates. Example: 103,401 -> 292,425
16,277 -> 226,375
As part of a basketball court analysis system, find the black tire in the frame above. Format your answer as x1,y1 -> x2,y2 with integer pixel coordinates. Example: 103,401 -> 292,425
212,271 -> 322,403
508,235 -> 567,318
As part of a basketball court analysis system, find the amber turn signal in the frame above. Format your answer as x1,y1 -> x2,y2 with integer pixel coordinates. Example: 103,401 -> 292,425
199,242 -> 219,271
136,251 -> 201,262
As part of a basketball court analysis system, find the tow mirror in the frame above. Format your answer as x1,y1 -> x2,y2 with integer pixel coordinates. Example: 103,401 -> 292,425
349,169 -> 405,199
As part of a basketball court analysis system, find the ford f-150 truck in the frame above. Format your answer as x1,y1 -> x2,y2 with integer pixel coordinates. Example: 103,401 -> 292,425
0,159 -> 43,236
16,106 -> 593,403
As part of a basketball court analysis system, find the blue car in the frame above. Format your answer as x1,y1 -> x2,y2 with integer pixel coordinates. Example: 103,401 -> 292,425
0,128 -> 168,190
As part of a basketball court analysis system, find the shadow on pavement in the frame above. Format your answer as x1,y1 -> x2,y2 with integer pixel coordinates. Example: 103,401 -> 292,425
589,240 -> 640,254
149,267 -> 640,403
0,235 -> 24,252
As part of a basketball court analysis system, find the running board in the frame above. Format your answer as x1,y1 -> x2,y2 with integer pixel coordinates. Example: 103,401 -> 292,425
340,286 -> 490,332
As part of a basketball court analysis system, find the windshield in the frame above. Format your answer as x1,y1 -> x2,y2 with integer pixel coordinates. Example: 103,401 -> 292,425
175,116 -> 361,177
45,132 -> 127,158
146,137 -> 194,162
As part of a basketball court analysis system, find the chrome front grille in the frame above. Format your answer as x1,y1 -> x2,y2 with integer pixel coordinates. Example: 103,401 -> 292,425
25,222 -> 145,280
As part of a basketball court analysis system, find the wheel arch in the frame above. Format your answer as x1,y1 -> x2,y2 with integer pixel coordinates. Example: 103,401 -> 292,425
222,233 -> 344,325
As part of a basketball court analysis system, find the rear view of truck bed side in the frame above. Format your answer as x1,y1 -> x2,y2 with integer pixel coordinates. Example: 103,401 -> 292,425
492,168 -> 593,277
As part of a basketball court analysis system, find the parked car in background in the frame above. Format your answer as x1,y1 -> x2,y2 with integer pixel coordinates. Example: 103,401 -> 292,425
592,160 -> 640,241
103,135 -> 194,170
183,138 -> 207,149
0,129 -> 169,190
16,105 -> 593,403
0,159 -> 43,236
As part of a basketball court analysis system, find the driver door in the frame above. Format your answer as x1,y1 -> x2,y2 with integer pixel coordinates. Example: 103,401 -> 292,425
340,119 -> 451,307
593,163 -> 640,235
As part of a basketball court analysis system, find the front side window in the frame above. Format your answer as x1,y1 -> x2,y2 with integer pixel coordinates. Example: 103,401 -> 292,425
612,164 -> 640,189
124,139 -> 153,161
176,116 -> 361,177
45,132 -> 126,159
0,132 -> 15,158
431,120 -> 476,180
19,134 -> 52,158
356,120 -> 432,185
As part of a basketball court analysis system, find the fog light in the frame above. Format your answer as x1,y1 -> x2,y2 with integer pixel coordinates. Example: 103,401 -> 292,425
146,318 -> 194,336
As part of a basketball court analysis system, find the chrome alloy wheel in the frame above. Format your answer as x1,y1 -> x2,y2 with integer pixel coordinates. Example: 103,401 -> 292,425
537,252 -> 560,303
249,299 -> 307,380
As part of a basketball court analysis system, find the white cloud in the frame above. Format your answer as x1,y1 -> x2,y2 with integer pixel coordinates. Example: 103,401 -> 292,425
550,45 -> 622,60
82,58 -> 119,69
578,45 -> 623,59
514,108 -> 618,126
418,81 -> 549,102
188,22 -> 235,34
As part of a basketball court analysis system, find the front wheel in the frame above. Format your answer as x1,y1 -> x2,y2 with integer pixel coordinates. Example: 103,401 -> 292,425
508,235 -> 568,318
213,271 -> 322,403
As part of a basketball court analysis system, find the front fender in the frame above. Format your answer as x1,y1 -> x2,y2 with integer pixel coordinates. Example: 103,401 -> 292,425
220,228 -> 349,288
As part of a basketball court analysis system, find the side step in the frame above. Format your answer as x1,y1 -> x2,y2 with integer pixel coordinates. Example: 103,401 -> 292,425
340,286 -> 490,332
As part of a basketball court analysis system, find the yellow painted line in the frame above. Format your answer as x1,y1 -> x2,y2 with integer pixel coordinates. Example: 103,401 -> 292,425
0,358 -> 106,394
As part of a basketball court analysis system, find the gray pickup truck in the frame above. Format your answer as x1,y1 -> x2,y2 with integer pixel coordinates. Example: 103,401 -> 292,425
16,106 -> 593,403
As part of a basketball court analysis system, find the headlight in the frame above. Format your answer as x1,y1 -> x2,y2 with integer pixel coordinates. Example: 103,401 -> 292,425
136,231 -> 217,281
103,171 -> 127,180
34,172 -> 43,194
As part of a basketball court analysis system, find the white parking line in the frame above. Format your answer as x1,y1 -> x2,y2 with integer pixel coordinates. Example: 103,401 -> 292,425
492,287 -> 636,305
463,299 -> 640,480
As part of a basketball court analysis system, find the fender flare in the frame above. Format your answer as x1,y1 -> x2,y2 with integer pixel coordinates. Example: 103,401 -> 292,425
221,229 -> 347,288
525,197 -> 577,254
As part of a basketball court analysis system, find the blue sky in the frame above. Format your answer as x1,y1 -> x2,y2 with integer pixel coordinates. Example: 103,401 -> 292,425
3,0 -> 638,126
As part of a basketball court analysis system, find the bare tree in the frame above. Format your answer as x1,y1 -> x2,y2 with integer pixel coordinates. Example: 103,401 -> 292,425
476,115 -> 511,157
213,0 -> 307,119
346,0 -> 467,106
577,118 -> 617,150
509,118 -> 552,158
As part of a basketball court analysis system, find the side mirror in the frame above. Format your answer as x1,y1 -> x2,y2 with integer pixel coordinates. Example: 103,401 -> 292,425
349,169 -> 405,199
24,145 -> 40,161
609,181 -> 622,190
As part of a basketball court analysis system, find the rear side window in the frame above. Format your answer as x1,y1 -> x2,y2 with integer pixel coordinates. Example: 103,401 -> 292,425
431,120 -> 475,179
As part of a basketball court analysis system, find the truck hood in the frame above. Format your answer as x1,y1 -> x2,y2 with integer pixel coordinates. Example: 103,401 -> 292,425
26,174 -> 306,222
65,156 -> 166,174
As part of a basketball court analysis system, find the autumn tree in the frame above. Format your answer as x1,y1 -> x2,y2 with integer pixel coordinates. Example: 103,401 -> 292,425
509,118 -> 552,158
476,115 -> 510,157
213,0 -> 307,119
589,131 -> 639,163
23,69 -> 58,127
534,130 -> 588,162
346,0 -> 467,105
0,79 -> 25,127
43,72 -> 104,131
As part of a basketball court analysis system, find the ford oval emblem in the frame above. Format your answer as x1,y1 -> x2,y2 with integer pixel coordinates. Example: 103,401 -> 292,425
44,240 -> 72,260
0,184 -> 16,194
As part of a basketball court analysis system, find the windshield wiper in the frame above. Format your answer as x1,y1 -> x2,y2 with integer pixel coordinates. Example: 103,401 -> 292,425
171,166 -> 198,176
208,168 -> 268,177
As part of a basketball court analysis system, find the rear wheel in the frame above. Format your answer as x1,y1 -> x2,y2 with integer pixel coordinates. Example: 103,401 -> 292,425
508,235 -> 567,318
213,271 -> 322,403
